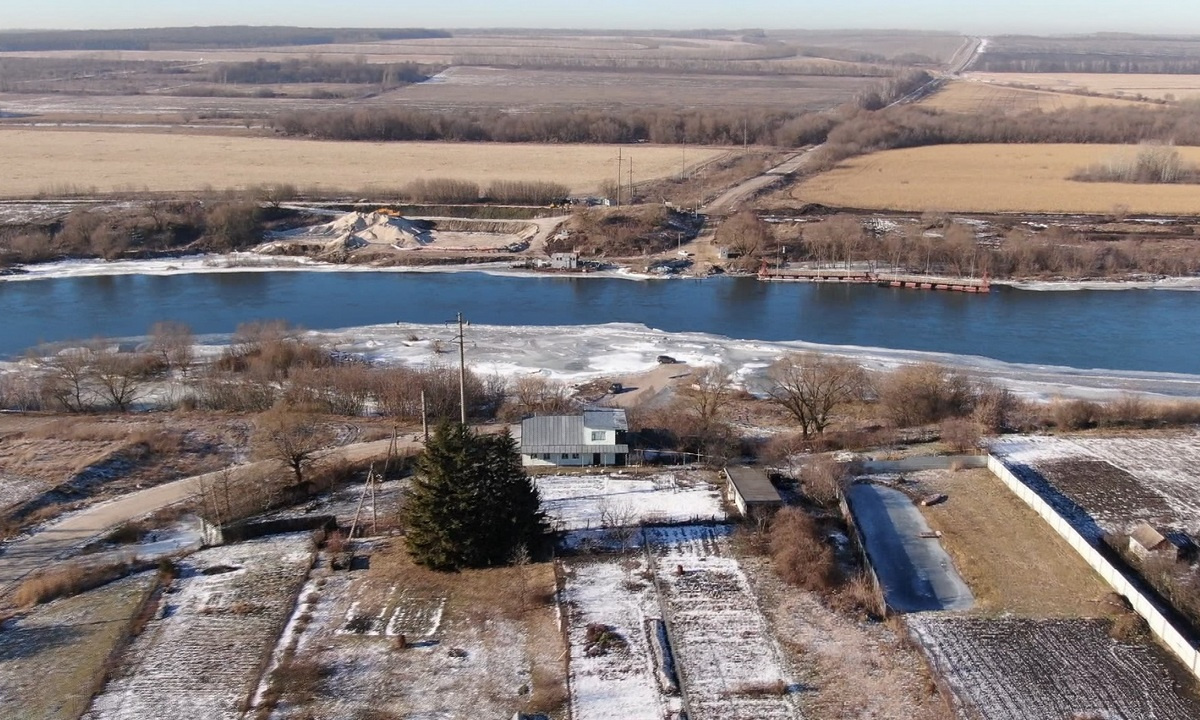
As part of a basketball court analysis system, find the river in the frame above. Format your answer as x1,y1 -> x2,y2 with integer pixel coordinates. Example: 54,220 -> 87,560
1,269 -> 1197,377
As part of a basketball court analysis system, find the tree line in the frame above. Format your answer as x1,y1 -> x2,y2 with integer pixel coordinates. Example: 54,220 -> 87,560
208,59 -> 433,86
0,27 -> 449,52
271,71 -> 929,146
816,103 -> 1200,167
0,198 -> 282,267
724,211 -> 1200,280
975,53 -> 1200,74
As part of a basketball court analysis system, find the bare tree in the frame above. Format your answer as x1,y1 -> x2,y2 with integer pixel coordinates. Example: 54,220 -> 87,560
40,347 -> 95,412
766,353 -> 866,439
150,321 -> 194,375
676,365 -> 738,465
254,406 -> 335,488
91,347 -> 150,412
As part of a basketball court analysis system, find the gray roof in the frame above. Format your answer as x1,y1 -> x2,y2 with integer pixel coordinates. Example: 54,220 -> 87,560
724,466 -> 782,505
583,408 -> 628,431
521,415 -> 583,448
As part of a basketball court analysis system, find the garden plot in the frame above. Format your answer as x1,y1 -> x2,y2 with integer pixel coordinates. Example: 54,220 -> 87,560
562,557 -> 679,720
993,433 -> 1200,536
648,525 -> 801,720
537,472 -> 725,534
260,539 -> 565,720
908,615 -> 1200,720
0,573 -> 156,720
84,534 -> 314,720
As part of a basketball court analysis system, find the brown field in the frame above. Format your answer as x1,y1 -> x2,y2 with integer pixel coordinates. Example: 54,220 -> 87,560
908,469 -> 1116,618
923,79 -> 1153,114
796,144 -> 1200,215
0,128 -> 729,197
387,65 -> 876,112
967,72 -> 1200,102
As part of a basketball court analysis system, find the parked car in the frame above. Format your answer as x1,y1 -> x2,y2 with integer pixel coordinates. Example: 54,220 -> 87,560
656,355 -> 677,364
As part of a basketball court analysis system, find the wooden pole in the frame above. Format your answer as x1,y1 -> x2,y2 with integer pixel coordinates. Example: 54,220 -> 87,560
348,462 -> 373,540
421,391 -> 428,442
457,312 -> 467,427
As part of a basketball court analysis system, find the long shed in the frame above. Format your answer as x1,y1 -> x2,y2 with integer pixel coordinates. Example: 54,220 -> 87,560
723,466 -> 783,517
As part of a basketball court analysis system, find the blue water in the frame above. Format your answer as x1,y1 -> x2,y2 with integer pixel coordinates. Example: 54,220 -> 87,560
0,271 -> 1196,374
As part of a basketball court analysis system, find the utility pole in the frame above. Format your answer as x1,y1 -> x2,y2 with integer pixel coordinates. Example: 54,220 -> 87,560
456,312 -> 467,427
628,158 -> 634,205
420,390 -> 428,442
616,147 -> 623,206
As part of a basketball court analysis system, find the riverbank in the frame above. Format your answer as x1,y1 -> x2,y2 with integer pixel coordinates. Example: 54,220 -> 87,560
3,253 -> 1200,290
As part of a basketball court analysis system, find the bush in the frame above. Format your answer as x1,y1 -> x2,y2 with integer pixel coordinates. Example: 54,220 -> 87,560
799,456 -> 846,507
1051,398 -> 1102,430
877,363 -> 974,427
769,508 -> 839,592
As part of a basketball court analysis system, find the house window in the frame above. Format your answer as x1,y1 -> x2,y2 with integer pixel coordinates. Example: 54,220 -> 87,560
561,453 -> 570,460
571,453 -> 579,459
591,431 -> 605,441
542,453 -> 550,460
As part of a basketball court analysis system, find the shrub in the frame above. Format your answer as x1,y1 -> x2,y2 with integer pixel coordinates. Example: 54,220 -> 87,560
769,508 -> 839,592
799,456 -> 847,507
877,363 -> 974,427
1051,398 -> 1102,430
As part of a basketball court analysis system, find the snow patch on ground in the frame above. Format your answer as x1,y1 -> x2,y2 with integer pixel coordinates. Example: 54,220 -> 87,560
84,534 -> 313,720
537,472 -> 726,533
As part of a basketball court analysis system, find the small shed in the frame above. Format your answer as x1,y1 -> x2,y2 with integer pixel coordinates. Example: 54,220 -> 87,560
1128,521 -> 1184,561
724,466 -> 783,518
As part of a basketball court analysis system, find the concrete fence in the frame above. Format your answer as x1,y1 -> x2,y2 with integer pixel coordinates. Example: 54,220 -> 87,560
986,454 -> 1200,679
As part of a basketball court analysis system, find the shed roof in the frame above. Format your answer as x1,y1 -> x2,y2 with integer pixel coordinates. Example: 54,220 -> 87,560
724,466 -> 782,505
583,408 -> 628,431
1131,521 -> 1170,551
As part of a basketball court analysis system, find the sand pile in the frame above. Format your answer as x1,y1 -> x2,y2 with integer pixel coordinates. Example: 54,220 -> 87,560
287,211 -> 432,250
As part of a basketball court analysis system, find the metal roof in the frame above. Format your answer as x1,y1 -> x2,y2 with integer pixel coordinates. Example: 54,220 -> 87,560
583,408 -> 628,431
521,415 -> 584,448
724,466 -> 782,505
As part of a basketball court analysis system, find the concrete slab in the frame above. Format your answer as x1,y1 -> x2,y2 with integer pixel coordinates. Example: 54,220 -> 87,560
847,482 -> 974,613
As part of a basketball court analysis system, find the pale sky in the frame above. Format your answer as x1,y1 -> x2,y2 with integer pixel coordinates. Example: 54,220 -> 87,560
0,1 -> 1196,35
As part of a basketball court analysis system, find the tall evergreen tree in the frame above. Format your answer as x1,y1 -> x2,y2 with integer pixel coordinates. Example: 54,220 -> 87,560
402,422 -> 548,571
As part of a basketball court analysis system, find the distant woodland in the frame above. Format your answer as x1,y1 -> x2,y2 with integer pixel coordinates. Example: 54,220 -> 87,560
0,26 -> 449,52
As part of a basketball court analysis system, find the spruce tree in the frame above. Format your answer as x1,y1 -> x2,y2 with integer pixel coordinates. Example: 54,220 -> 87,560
402,422 -> 549,571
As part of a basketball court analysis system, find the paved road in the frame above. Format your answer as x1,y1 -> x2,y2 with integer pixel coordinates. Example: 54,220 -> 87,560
0,437 -> 416,603
847,482 -> 974,613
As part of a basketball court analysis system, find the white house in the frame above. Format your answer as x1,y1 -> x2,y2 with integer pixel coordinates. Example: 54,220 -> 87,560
520,408 -> 629,467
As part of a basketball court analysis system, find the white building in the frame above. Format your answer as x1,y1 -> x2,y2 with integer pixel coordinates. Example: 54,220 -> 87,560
520,408 -> 629,467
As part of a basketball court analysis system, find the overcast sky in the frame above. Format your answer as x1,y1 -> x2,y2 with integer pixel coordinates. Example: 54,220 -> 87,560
0,1 -> 1196,34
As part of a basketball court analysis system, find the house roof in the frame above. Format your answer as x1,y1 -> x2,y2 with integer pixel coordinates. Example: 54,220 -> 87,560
583,408 -> 628,431
724,466 -> 782,505
1131,521 -> 1170,551
521,415 -> 583,448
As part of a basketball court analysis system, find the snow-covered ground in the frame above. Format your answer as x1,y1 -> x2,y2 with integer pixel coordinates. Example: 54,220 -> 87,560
563,558 -> 680,720
537,472 -> 726,533
308,320 -> 1200,402
648,525 -> 801,720
909,615 -> 1200,720
84,534 -> 314,720
993,432 -> 1200,534
0,254 -> 656,283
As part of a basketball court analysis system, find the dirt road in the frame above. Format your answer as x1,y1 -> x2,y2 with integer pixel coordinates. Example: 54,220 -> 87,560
702,149 -> 819,215
0,437 -> 416,603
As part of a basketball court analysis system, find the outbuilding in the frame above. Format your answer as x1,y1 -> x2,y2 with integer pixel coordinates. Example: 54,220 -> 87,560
1129,521 -> 1186,561
723,466 -> 783,518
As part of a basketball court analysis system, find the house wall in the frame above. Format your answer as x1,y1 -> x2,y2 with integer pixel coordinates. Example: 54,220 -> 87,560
522,452 -> 623,467
584,428 -> 616,445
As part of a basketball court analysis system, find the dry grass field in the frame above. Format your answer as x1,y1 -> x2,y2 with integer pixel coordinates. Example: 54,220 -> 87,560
0,128 -> 728,197
966,72 -> 1200,102
923,80 -> 1153,114
796,144 -> 1200,215
391,66 -> 877,111
908,469 -> 1117,618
